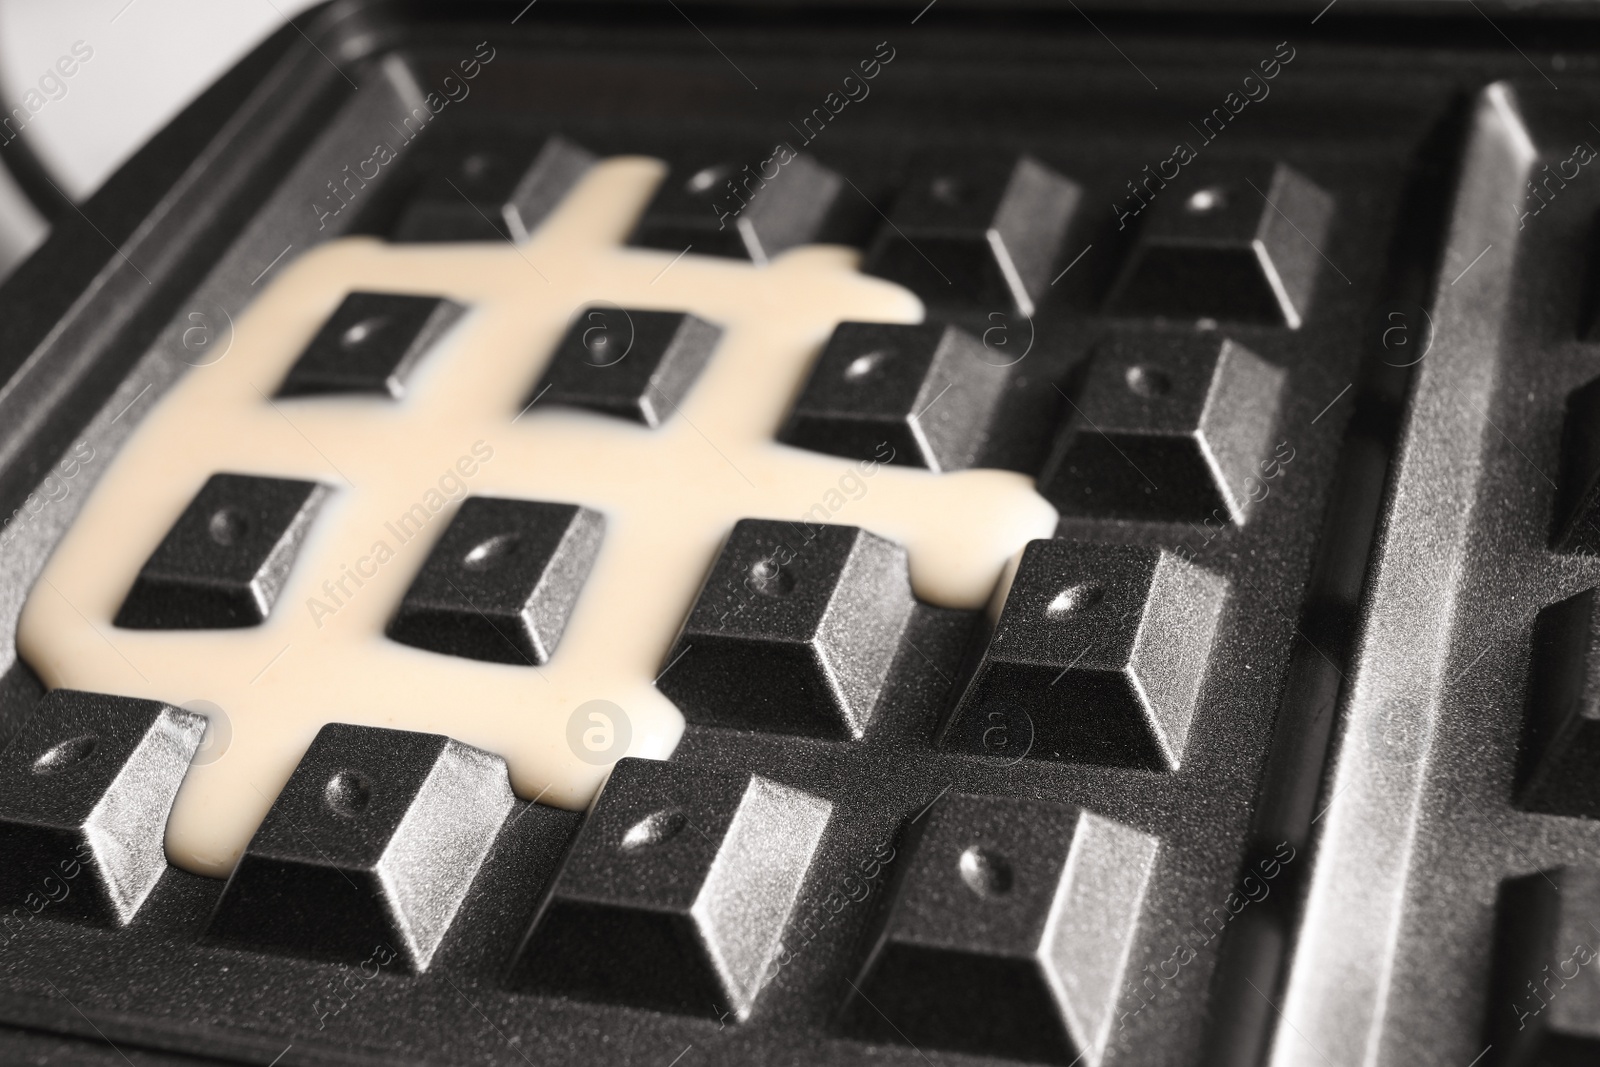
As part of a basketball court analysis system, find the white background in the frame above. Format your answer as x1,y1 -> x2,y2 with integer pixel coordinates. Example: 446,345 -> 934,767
0,0 -> 322,277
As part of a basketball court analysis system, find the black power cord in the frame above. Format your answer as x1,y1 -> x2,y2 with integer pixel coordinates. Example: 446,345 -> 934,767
0,115 -> 71,224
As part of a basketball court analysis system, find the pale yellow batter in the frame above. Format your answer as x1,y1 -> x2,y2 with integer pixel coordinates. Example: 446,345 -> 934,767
16,157 -> 1058,878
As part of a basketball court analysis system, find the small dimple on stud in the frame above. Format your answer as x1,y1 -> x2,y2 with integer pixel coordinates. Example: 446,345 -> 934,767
207,508 -> 248,548
1047,583 -> 1103,617
685,164 -> 733,197
1185,186 -> 1228,214
748,557 -> 796,597
206,508 -> 246,547
620,809 -> 686,850
583,335 -> 613,366
578,311 -> 633,367
462,532 -> 519,572
1124,365 -> 1171,399
843,349 -> 891,383
324,770 -> 372,817
32,734 -> 98,776
958,846 -> 1013,897
929,176 -> 965,206
340,317 -> 388,349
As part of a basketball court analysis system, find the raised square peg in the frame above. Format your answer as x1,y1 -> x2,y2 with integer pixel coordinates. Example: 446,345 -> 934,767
527,308 -> 722,428
387,496 -> 604,666
939,540 -> 1227,771
656,519 -> 916,739
1038,332 -> 1286,524
865,154 -> 1081,316
511,757 -> 832,1020
841,793 -> 1159,1066
207,723 -> 513,971
391,134 -> 596,243
0,690 -> 205,925
1490,867 -> 1600,1065
630,150 -> 845,263
1517,588 -> 1600,816
779,320 -> 1009,472
277,290 -> 465,399
114,472 -> 329,630
1105,160 -> 1334,328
